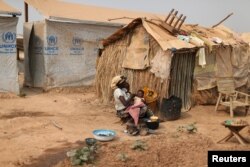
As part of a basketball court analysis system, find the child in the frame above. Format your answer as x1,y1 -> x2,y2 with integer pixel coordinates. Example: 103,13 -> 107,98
133,90 -> 145,104
125,90 -> 146,127
126,90 -> 150,135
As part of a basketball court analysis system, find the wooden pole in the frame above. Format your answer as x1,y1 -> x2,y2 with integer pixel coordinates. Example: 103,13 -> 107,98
24,2 -> 28,22
165,9 -> 174,22
108,16 -> 134,21
212,13 -> 233,28
173,14 -> 183,29
177,16 -> 186,31
168,11 -> 178,26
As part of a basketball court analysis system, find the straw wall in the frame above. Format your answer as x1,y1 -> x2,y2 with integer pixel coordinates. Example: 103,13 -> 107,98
96,26 -> 169,104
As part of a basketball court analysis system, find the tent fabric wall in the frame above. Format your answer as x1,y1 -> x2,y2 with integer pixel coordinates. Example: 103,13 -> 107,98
194,49 -> 217,90
193,45 -> 250,105
184,24 -> 250,92
194,45 -> 250,91
231,44 -> 249,88
23,22 -> 33,87
24,19 -> 119,89
216,46 -> 233,78
0,16 -> 19,94
24,21 -> 46,87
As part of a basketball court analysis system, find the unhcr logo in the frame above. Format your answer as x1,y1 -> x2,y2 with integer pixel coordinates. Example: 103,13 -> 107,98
70,37 -> 84,55
45,35 -> 58,55
72,37 -> 82,46
2,32 -> 16,43
47,35 -> 57,46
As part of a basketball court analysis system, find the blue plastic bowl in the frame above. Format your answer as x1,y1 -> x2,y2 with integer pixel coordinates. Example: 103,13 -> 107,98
93,129 -> 116,141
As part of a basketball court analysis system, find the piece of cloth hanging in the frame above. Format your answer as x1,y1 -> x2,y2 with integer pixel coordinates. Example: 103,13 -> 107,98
197,48 -> 206,68
122,27 -> 150,70
190,36 -> 206,68
150,50 -> 173,82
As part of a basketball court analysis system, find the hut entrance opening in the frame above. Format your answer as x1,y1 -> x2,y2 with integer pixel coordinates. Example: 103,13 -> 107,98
168,50 -> 197,111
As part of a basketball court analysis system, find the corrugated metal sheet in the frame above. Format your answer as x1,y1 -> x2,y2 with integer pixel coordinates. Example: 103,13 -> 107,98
168,51 -> 196,111
25,0 -> 162,24
0,0 -> 21,16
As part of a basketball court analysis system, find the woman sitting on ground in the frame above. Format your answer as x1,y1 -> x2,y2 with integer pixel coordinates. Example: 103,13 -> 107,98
111,75 -> 135,120
111,75 -> 154,134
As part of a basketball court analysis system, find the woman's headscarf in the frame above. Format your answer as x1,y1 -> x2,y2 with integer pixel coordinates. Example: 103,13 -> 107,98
111,75 -> 127,89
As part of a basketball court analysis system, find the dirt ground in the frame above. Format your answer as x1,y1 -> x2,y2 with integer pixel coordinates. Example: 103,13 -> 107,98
0,86 -> 250,167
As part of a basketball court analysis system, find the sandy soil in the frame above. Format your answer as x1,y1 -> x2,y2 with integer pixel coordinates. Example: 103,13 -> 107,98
0,87 -> 250,167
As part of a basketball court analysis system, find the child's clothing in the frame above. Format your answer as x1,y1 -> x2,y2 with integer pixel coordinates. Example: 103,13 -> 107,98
134,96 -> 145,104
125,96 -> 145,126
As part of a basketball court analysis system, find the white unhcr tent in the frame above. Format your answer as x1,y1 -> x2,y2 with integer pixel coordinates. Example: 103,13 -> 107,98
0,0 -> 21,94
24,0 -> 160,89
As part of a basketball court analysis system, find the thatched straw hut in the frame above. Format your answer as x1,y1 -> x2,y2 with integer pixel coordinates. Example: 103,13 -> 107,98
96,18 -> 198,111
96,17 -> 250,112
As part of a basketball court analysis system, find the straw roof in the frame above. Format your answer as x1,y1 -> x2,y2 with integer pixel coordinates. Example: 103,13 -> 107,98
241,33 -> 250,44
25,0 -> 162,24
0,0 -> 21,16
183,24 -> 245,46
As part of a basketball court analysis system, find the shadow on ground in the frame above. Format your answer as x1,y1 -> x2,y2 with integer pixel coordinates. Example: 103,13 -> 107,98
21,140 -> 85,167
0,109 -> 53,120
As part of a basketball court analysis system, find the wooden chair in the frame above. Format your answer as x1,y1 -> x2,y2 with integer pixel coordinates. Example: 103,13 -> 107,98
214,78 -> 250,117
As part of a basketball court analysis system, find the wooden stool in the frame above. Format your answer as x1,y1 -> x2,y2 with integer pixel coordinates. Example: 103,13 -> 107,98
218,123 -> 249,145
